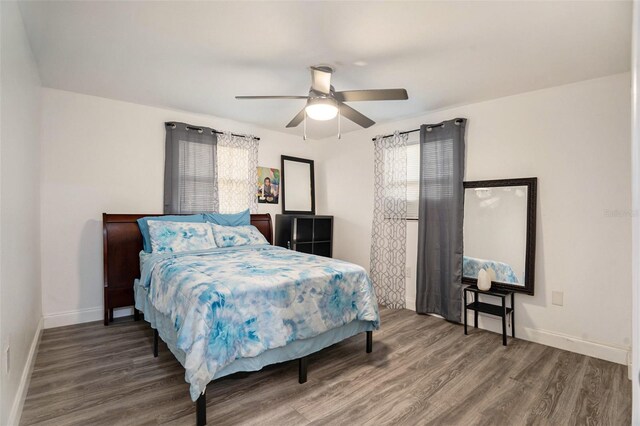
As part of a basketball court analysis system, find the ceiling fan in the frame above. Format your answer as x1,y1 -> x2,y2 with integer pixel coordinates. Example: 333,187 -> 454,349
235,66 -> 408,130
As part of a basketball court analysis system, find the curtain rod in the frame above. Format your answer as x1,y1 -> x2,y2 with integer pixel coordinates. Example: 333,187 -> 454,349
166,122 -> 260,141
371,118 -> 464,141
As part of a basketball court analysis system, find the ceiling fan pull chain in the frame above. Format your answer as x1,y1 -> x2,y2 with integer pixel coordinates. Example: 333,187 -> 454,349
303,110 -> 307,141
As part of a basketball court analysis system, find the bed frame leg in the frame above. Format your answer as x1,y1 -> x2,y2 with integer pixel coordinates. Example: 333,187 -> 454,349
153,329 -> 159,357
134,309 -> 140,321
366,331 -> 373,353
196,391 -> 206,426
298,356 -> 308,384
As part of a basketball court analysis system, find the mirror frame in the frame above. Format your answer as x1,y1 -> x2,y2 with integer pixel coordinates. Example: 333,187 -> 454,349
462,177 -> 537,295
281,155 -> 316,215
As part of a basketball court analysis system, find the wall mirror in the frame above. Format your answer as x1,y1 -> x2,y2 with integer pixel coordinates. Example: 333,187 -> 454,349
281,155 -> 315,214
463,177 -> 537,295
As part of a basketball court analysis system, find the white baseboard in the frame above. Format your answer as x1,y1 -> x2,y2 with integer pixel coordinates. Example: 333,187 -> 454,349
521,326 -> 630,365
404,297 -> 416,311
8,317 -> 43,426
403,296 -> 629,365
44,306 -> 133,329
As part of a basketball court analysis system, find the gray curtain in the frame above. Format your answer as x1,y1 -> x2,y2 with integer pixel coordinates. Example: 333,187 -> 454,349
370,131 -> 408,309
164,122 -> 219,214
416,118 -> 466,322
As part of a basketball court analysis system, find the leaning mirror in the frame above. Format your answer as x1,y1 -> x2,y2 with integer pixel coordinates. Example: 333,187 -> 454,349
463,177 -> 537,295
281,155 -> 316,214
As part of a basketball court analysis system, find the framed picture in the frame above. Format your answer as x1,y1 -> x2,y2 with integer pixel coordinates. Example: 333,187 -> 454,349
257,166 -> 280,204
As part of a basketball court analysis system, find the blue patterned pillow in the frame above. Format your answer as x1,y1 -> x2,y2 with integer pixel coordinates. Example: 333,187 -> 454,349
148,220 -> 217,253
137,214 -> 205,253
211,224 -> 269,248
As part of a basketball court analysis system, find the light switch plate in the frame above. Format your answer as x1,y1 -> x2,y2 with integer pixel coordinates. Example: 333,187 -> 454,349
552,291 -> 564,306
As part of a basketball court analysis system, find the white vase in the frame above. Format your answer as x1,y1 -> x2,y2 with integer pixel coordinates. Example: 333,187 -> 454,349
477,268 -> 492,291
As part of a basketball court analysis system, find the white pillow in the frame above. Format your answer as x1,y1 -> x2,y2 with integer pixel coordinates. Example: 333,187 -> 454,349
148,220 -> 217,253
210,224 -> 269,248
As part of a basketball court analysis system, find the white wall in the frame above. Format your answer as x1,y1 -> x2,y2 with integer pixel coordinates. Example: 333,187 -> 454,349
630,0 -> 639,421
316,73 -> 632,365
0,2 -> 43,424
39,88 -> 318,328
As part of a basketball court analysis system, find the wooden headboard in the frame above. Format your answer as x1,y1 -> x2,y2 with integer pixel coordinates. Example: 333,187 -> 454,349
102,213 -> 273,325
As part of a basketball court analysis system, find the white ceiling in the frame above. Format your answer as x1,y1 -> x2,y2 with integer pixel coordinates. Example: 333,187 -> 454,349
19,1 -> 632,138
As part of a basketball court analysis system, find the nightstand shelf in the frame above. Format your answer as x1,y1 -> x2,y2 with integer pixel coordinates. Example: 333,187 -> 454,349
465,301 -> 513,317
463,285 -> 515,346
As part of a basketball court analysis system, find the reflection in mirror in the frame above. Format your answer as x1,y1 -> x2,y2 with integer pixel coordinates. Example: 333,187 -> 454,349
281,156 -> 315,214
463,185 -> 528,286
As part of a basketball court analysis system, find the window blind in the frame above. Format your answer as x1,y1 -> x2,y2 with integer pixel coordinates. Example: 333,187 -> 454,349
178,139 -> 218,213
164,122 -> 219,214
421,137 -> 454,200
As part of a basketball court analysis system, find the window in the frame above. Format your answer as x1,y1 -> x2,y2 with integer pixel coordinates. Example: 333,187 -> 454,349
178,139 -> 218,213
164,123 -> 258,214
421,137 -> 454,201
406,135 -> 455,219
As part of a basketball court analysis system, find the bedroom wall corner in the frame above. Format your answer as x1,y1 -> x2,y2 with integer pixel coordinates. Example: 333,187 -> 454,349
0,2 -> 44,424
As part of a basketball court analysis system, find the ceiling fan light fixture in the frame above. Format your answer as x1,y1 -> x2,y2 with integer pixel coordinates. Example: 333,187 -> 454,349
305,97 -> 338,121
236,65 -> 408,130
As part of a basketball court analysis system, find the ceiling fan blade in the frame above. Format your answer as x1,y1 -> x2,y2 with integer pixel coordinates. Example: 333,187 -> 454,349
235,96 -> 308,100
339,103 -> 375,128
286,109 -> 306,128
310,66 -> 332,94
335,89 -> 408,102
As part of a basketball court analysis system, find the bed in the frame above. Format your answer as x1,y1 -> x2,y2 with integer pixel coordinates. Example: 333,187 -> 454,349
102,213 -> 380,425
463,255 -> 520,284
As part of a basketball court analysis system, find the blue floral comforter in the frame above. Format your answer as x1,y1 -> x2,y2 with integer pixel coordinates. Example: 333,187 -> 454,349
139,245 -> 380,400
463,255 -> 520,284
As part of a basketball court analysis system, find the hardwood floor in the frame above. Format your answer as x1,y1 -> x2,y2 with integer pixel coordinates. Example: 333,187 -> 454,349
21,308 -> 631,425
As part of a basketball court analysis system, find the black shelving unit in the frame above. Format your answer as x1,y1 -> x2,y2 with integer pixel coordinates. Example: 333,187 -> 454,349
463,285 -> 515,346
275,214 -> 333,258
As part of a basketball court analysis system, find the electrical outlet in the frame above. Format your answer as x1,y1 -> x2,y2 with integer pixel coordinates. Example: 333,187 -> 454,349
405,266 -> 412,278
552,291 -> 564,306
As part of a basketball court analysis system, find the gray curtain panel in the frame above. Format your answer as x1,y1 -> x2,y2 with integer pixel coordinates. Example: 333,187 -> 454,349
370,131 -> 408,309
164,122 -> 219,214
416,118 -> 466,322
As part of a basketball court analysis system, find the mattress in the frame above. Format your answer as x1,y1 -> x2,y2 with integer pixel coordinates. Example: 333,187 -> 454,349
135,245 -> 379,400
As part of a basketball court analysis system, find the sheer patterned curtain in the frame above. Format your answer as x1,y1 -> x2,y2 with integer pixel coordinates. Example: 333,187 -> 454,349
370,131 -> 408,309
217,132 -> 259,213
164,122 -> 219,214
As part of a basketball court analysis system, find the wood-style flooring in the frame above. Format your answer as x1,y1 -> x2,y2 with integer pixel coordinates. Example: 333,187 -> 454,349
21,308 -> 631,425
